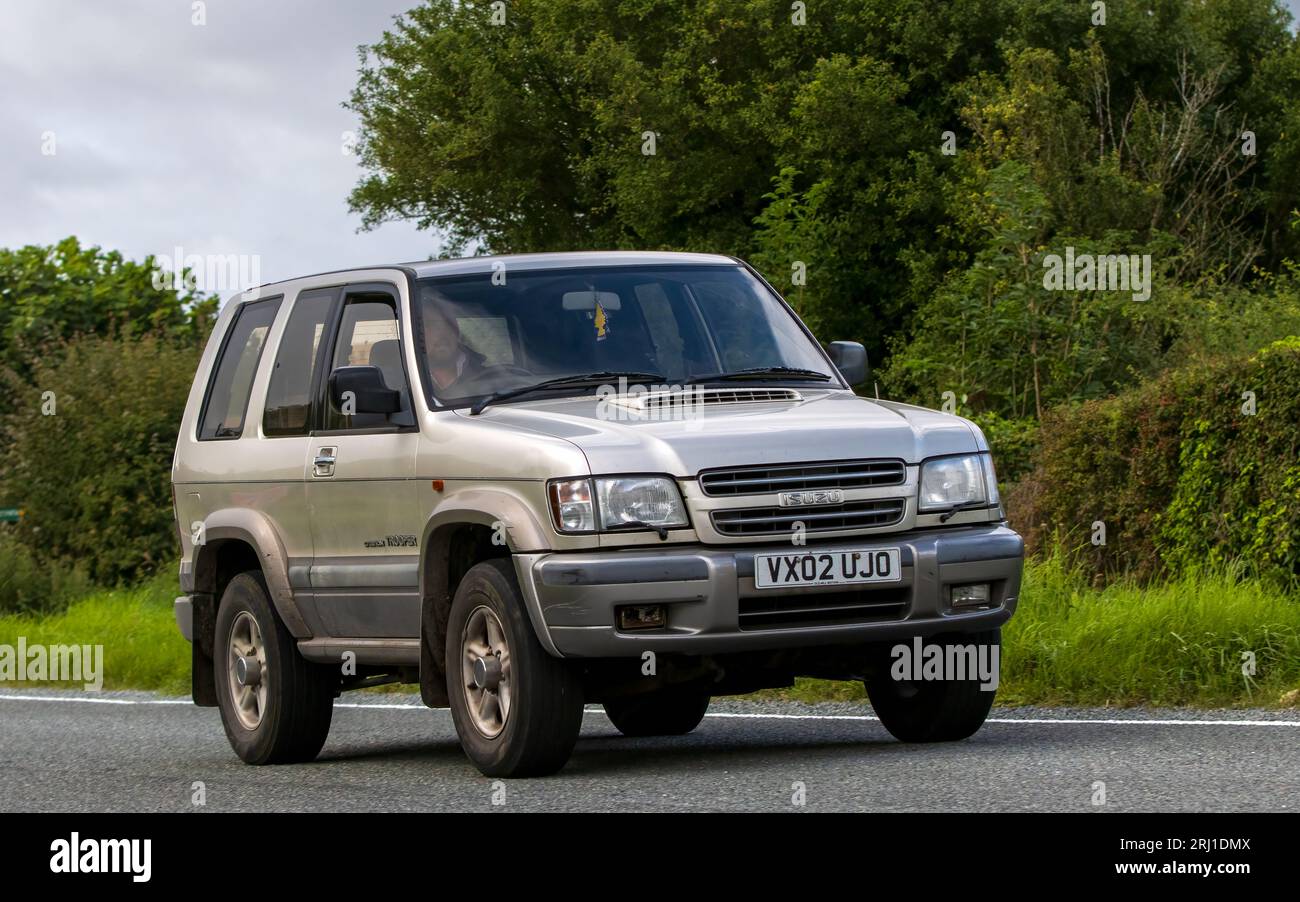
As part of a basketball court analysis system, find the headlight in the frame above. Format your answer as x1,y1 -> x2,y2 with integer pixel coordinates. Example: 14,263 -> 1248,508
548,479 -> 596,532
982,455 -> 1001,508
919,454 -> 987,511
596,476 -> 688,530
548,476 -> 688,533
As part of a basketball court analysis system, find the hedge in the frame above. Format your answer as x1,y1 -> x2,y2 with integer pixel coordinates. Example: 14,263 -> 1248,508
0,333 -> 201,587
1009,337 -> 1300,584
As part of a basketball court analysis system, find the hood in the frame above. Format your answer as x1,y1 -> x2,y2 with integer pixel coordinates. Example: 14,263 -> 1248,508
456,389 -> 981,475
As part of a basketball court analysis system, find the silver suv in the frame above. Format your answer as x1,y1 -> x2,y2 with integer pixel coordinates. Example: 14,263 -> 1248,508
172,251 -> 1023,777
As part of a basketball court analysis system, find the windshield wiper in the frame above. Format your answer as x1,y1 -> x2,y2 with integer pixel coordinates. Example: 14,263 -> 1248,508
687,366 -> 833,384
937,500 -> 992,523
607,520 -> 670,541
469,371 -> 665,415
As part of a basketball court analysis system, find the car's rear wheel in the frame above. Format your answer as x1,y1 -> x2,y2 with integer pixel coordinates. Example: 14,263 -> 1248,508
446,558 -> 584,777
214,571 -> 337,764
864,629 -> 999,743
603,688 -> 711,737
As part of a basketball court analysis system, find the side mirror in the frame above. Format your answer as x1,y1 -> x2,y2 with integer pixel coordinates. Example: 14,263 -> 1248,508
827,341 -> 868,386
329,365 -> 401,415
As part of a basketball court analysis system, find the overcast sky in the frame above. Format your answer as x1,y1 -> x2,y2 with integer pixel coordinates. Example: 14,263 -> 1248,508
2,0 -> 1298,300
0,0 -> 435,296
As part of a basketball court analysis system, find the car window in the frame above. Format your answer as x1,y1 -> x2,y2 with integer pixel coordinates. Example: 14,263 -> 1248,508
690,279 -> 782,371
412,266 -> 833,408
198,296 -> 281,440
262,289 -> 334,437
634,281 -> 689,377
323,295 -> 413,430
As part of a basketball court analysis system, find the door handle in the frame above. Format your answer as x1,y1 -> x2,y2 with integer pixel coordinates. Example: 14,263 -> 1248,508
313,447 -> 337,477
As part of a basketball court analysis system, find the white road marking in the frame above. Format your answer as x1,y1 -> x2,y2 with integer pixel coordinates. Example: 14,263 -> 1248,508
0,693 -> 190,706
2,692 -> 1300,727
701,711 -> 1300,728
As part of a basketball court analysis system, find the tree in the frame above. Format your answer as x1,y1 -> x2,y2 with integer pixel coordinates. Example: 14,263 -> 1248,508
346,0 -> 1017,358
0,237 -> 216,372
0,333 -> 202,585
347,0 -> 1300,367
0,238 -> 217,585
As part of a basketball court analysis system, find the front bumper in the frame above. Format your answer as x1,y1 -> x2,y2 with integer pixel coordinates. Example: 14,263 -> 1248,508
514,524 -> 1024,658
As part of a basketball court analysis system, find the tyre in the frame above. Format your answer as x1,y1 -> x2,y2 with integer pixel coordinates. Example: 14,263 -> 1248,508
603,688 -> 710,737
864,629 -> 999,743
214,571 -> 337,764
446,558 -> 584,777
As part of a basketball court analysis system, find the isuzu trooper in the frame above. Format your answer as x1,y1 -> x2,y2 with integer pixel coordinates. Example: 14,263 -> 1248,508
172,251 -> 1023,777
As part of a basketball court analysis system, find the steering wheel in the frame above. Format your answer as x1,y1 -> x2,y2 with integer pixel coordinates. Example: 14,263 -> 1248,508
453,364 -> 535,395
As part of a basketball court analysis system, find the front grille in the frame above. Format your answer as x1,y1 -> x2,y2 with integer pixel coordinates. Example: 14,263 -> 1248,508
710,499 -> 906,536
699,458 -> 906,497
739,587 -> 910,630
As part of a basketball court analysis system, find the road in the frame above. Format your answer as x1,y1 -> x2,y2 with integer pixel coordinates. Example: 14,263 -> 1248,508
1,689 -> 1297,812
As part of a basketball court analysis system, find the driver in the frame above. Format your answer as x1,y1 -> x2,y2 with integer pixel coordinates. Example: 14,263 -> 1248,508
422,299 -> 489,394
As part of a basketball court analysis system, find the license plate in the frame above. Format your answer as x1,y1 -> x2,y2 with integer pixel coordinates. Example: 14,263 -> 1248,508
753,548 -> 902,589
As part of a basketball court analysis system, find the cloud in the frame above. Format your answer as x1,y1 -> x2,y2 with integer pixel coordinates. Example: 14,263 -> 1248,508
0,0 -> 439,295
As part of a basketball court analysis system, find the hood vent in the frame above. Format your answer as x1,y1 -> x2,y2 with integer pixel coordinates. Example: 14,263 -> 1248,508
607,387 -> 802,413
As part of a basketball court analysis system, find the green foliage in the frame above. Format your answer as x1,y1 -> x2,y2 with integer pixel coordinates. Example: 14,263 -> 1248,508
1166,269 -> 1300,362
0,569 -> 190,694
969,410 -> 1039,485
0,237 -> 215,373
0,530 -> 93,615
1010,338 -> 1300,585
0,334 -> 201,586
881,160 -> 1184,418
348,0 -> 1300,367
999,551 -> 1300,707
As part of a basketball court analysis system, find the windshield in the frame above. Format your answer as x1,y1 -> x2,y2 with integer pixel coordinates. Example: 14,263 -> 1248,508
411,264 -> 837,408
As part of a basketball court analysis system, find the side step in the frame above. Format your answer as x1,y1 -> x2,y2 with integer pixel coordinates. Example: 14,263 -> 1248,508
296,638 -> 420,667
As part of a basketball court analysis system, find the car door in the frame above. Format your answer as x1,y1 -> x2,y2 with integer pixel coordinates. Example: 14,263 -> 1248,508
253,287 -> 334,619
305,281 -> 422,639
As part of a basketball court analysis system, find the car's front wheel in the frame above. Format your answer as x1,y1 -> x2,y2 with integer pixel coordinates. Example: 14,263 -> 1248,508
446,559 -> 584,777
214,571 -> 337,764
864,629 -> 1000,743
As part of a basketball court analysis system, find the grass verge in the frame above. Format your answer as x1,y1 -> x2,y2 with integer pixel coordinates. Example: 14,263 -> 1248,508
3,557 -> 1299,707
755,555 -> 1300,706
0,570 -> 189,695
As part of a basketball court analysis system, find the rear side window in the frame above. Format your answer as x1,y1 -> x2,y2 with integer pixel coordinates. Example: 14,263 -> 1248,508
263,289 -> 335,436
198,297 -> 281,440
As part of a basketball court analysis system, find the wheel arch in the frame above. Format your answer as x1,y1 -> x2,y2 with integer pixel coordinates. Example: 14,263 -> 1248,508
187,509 -> 313,706
193,508 -> 312,637
417,492 -> 554,707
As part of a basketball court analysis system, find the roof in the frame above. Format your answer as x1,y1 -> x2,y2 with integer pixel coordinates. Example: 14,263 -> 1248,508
402,250 -> 739,278
238,250 -> 745,301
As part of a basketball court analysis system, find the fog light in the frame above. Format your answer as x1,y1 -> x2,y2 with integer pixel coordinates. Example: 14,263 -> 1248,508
616,604 -> 666,631
950,584 -> 991,607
